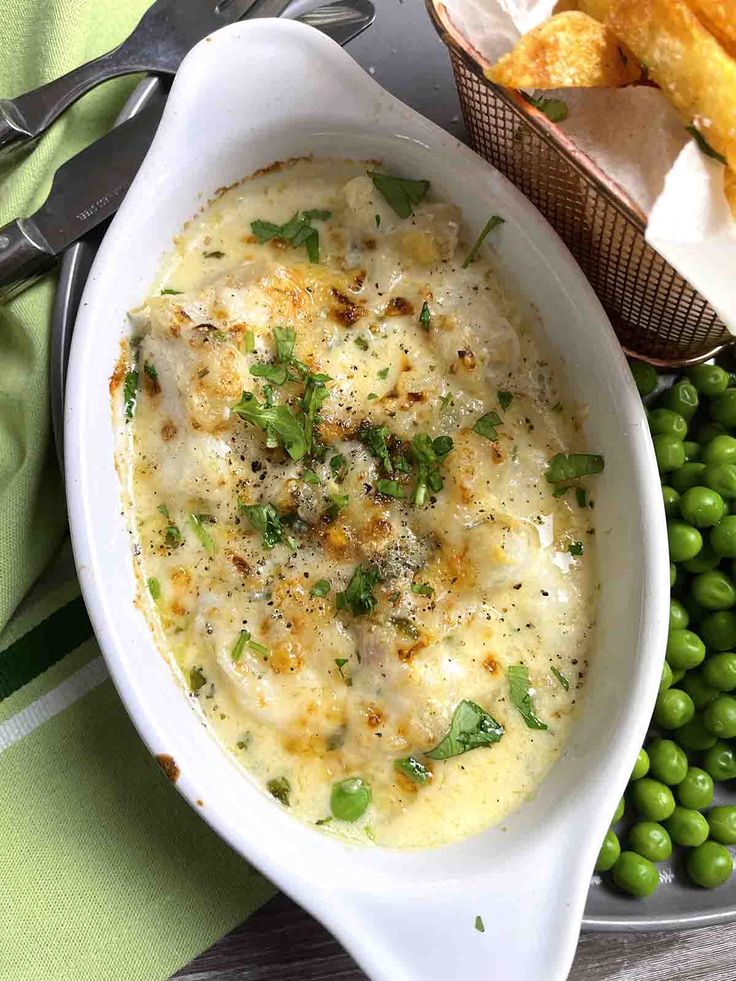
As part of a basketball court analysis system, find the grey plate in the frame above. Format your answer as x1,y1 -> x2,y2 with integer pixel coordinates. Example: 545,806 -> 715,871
52,0 -> 736,933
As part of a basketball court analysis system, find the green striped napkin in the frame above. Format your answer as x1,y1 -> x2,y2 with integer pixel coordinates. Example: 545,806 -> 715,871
0,2 -> 275,978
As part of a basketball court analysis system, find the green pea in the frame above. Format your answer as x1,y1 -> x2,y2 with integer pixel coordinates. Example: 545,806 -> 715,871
692,570 -> 736,610
646,738 -> 688,785
654,434 -> 686,473
701,610 -> 736,650
684,441 -> 702,462
668,522 -> 703,563
702,462 -> 736,499
672,463 -> 707,494
710,517 -> 736,558
612,796 -> 625,823
669,599 -> 690,630
660,661 -> 674,693
330,777 -> 372,822
702,652 -> 736,691
670,667 -> 686,685
702,740 -> 736,781
664,806 -> 710,847
627,821 -> 672,862
702,435 -> 736,465
653,688 -> 694,729
662,486 -> 681,519
612,852 -> 660,897
630,748 -> 650,782
676,715 -> 717,750
649,408 -> 687,439
687,841 -> 733,889
680,670 -> 718,710
677,767 -> 714,810
697,421 -> 727,444
710,389 -> 736,427
629,778 -> 676,821
680,486 -> 727,528
661,380 -> 699,420
629,360 -> 658,396
595,829 -> 621,872
689,364 -> 730,397
707,805 -> 736,845
666,629 -> 705,670
683,543 -> 721,573
703,694 -> 736,738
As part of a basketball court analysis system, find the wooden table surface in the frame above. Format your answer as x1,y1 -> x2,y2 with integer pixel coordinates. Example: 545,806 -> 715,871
172,3 -> 733,978
173,893 -> 736,980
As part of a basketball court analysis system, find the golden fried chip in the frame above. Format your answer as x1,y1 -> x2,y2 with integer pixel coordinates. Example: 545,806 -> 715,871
582,0 -> 736,171
485,11 -> 642,89
687,0 -> 736,53
725,168 -> 736,220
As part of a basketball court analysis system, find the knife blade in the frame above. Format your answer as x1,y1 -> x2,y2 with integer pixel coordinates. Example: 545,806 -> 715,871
0,0 -> 375,304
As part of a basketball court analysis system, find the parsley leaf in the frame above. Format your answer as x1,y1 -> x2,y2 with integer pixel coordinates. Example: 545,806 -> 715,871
160,288 -> 183,296
411,582 -> 434,596
147,577 -> 160,600
233,391 -> 307,461
568,541 -> 584,556
274,325 -> 296,363
232,629 -> 270,662
359,423 -> 394,474
123,370 -> 138,420
367,171 -> 430,219
188,513 -> 214,555
188,666 -> 207,692
267,777 -> 291,806
303,209 -> 332,221
378,366 -> 389,380
334,657 -> 349,678
144,362 -> 158,383
354,335 -> 369,351
158,505 -> 182,548
336,565 -> 381,616
376,478 -> 405,499
472,411 -> 501,441
507,665 -> 548,730
250,363 -> 290,385
301,371 -> 330,456
419,301 -> 431,331
424,700 -> 504,760
521,92 -> 568,123
462,215 -> 504,269
310,579 -> 331,598
243,330 -> 255,354
330,453 -> 345,478
497,390 -> 512,411
410,434 -> 453,506
326,491 -> 349,522
244,503 -> 283,549
545,453 -> 604,484
575,487 -> 588,508
475,915 -> 485,934
394,756 -> 432,784
551,666 -> 570,691
251,210 -> 329,264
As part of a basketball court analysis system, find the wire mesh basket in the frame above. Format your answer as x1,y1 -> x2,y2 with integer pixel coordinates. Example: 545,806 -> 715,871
427,0 -> 732,367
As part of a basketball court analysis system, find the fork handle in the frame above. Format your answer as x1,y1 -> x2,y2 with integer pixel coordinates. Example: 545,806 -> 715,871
0,47 -> 144,157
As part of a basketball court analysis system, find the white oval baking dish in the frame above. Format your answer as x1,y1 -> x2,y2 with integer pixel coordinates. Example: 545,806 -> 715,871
65,18 -> 668,980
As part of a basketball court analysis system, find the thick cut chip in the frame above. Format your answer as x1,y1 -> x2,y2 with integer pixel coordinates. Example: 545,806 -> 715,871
687,0 -> 736,53
580,0 -> 736,171
485,11 -> 642,89
725,168 -> 736,220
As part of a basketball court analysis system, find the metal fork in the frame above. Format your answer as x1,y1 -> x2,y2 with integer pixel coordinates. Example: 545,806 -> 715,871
0,0 -> 260,156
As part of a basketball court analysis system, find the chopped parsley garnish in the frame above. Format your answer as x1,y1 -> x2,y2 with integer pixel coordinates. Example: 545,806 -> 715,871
334,657 -> 349,678
367,170 -> 430,219
123,370 -> 138,420
267,777 -> 291,806
687,125 -> 726,164
395,756 -> 431,784
326,491 -> 349,521
411,582 -> 434,596
158,504 -> 182,548
160,288 -> 183,295
439,392 -> 454,411
377,366 -> 389,380
568,541 -> 584,556
243,330 -> 255,354
231,629 -> 270,662
329,453 -> 345,477
576,487 -> 588,508
551,666 -> 570,691
301,371 -> 330,456
303,209 -> 332,221
410,433 -> 454,506
393,617 -> 419,640
359,423 -> 393,473
251,209 -> 330,264
303,469 -> 321,487
521,92 -> 569,123
243,503 -> 283,549
354,336 -> 369,351
425,700 -> 504,760
250,362 -> 289,385
545,453 -> 604,484
203,250 -> 225,259
376,478 -> 404,499
188,666 -> 207,692
274,325 -> 296,363
497,390 -> 512,411
507,665 -> 548,730
147,577 -> 160,600
233,391 -> 308,461
188,513 -> 215,555
472,411 -> 501,441
144,362 -> 158,383
311,579 -> 331,598
475,915 -> 485,934
462,215 -> 504,269
336,564 -> 381,616
419,301 -> 431,331
367,393 -> 378,401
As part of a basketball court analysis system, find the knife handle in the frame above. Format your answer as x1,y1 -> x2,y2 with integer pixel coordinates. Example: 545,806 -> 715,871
0,220 -> 55,304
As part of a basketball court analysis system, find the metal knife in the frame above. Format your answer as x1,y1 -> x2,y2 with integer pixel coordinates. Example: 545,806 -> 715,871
0,0 -> 375,305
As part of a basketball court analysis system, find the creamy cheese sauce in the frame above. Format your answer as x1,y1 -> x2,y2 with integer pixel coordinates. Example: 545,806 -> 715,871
117,158 -> 598,848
